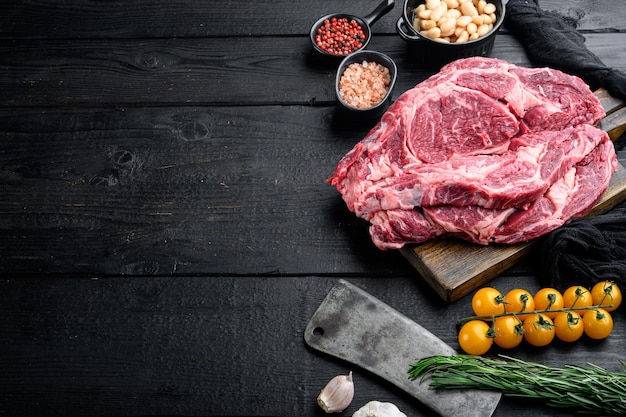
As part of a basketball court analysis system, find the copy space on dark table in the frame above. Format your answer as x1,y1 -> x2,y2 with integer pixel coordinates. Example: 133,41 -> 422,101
0,1 -> 625,416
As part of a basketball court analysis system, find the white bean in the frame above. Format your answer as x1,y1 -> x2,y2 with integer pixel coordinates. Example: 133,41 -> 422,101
440,17 -> 457,37
461,1 -> 479,17
477,0 -> 487,14
447,8 -> 462,19
418,9 -> 432,19
421,19 -> 437,30
430,4 -> 448,22
456,30 -> 469,42
421,27 -> 442,39
483,3 -> 496,14
477,23 -> 491,36
456,15 -> 473,27
479,13 -> 493,24
426,0 -> 441,9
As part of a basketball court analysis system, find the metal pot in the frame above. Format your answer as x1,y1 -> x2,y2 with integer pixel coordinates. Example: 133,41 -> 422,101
396,0 -> 509,68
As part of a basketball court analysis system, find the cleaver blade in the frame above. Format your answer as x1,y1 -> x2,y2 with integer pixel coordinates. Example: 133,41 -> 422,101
304,279 -> 501,417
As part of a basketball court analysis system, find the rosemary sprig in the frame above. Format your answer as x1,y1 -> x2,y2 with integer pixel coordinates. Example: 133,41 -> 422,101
408,355 -> 626,416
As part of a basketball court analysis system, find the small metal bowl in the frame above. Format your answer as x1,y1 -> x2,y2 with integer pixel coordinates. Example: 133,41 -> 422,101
335,50 -> 398,120
310,0 -> 395,59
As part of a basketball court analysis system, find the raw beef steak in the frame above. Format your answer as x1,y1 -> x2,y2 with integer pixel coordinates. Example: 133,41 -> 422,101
328,57 -> 617,249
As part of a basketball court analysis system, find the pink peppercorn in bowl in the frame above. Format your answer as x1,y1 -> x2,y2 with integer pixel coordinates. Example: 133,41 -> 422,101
335,50 -> 398,120
309,0 -> 395,59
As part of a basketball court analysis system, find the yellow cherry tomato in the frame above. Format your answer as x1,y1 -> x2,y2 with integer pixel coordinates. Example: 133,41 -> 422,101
583,308 -> 613,340
553,311 -> 584,342
504,288 -> 536,321
522,313 -> 555,347
533,287 -> 564,318
458,320 -> 494,355
590,281 -> 622,312
493,315 -> 524,349
562,285 -> 593,315
472,287 -> 505,318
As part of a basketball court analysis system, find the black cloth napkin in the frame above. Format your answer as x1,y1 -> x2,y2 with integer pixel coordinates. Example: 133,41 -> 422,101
539,203 -> 626,289
505,0 -> 626,101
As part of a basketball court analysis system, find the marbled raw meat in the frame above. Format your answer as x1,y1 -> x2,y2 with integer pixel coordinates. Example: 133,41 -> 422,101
328,57 -> 616,249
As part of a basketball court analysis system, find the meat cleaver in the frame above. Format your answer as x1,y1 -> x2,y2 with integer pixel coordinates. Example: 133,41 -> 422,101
304,279 -> 501,417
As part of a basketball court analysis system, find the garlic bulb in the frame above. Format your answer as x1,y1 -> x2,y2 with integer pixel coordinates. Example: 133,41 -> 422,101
317,371 -> 355,413
352,401 -> 407,417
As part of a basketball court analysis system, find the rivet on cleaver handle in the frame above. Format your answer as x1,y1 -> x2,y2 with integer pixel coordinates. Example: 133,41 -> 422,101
304,279 -> 501,417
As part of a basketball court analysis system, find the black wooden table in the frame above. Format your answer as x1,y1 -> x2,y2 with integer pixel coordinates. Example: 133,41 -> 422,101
1,1 -> 625,416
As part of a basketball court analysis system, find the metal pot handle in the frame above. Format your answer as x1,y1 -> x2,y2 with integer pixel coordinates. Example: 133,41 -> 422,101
396,17 -> 422,42
363,0 -> 395,27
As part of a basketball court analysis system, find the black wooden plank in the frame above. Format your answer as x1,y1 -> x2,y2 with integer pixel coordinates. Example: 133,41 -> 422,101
1,0 -> 624,39
2,33 -> 626,107
0,104 -> 419,277
0,36 -> 339,107
0,275 -> 623,416
0,0 -> 402,39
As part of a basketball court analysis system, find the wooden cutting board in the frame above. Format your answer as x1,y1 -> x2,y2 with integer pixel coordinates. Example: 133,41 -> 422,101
401,89 -> 626,302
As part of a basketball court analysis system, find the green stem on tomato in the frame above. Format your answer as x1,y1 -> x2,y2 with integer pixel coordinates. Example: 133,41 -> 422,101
457,304 -> 614,327
598,283 -> 617,308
